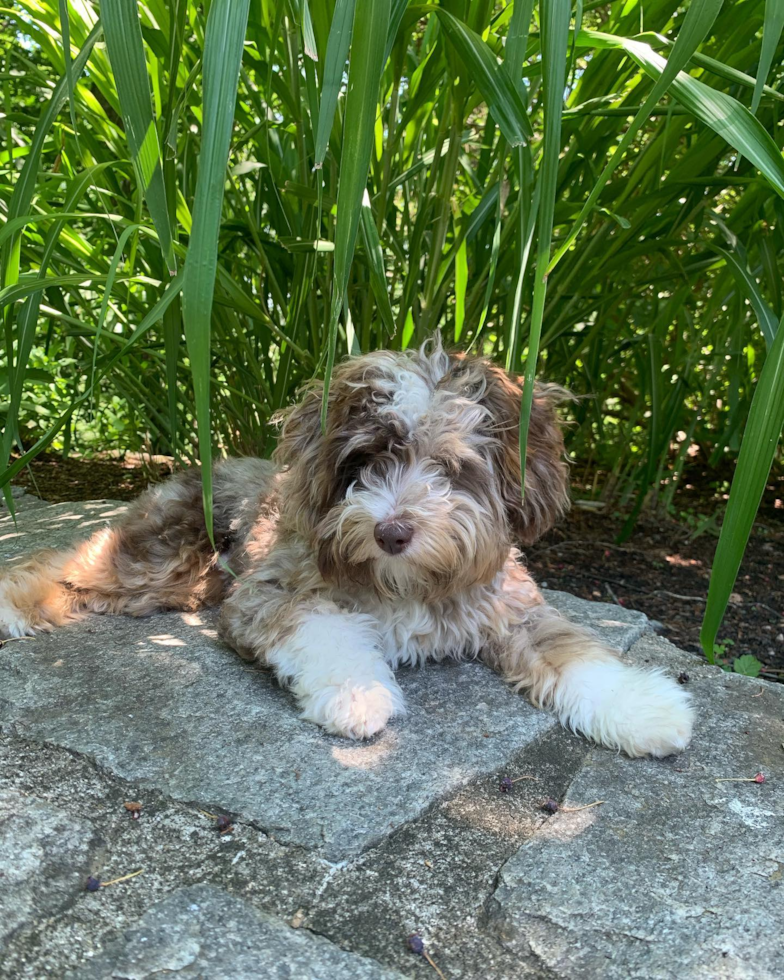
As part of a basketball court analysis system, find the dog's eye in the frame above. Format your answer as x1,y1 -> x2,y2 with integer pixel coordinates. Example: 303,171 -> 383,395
334,453 -> 371,496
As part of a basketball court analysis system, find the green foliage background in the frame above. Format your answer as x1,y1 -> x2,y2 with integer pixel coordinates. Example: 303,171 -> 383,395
1,0 -> 783,652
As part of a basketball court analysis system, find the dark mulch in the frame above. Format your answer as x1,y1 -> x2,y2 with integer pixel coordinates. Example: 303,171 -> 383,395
9,451 -> 784,680
11,451 -> 172,502
526,464 -> 784,681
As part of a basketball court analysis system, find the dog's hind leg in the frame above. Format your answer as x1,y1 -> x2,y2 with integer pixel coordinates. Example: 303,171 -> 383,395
0,458 -> 276,638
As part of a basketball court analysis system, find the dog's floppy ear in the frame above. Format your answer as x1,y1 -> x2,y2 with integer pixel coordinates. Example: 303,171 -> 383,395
273,382 -> 323,468
477,361 -> 571,545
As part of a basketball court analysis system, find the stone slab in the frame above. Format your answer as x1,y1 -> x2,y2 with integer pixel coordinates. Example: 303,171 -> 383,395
0,499 -> 560,860
1,498 -> 129,560
487,633 -> 784,979
542,587 -> 649,652
0,789 -> 102,946
3,499 -> 784,980
71,884 -> 406,979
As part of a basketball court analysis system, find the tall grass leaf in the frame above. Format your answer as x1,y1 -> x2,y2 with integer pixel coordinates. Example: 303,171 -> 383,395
548,0 -> 724,273
752,0 -> 784,115
383,0 -> 412,65
1,20 -> 101,288
57,0 -> 79,155
435,8 -> 532,147
580,32 -> 784,200
454,237 -> 467,343
359,189 -> 396,338
701,310 -> 784,658
301,0 -> 319,61
709,244 -> 778,349
181,0 -> 251,538
1,296 -> 38,512
504,0 -> 535,91
321,0 -> 391,428
90,222 -> 146,389
519,0 -> 570,495
314,0 -> 356,170
101,0 -> 176,273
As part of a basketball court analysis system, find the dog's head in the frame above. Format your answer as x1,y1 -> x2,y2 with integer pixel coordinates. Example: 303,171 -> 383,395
274,338 -> 570,599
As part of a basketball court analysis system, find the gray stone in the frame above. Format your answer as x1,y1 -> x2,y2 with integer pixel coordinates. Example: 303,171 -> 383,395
0,789 -> 102,945
543,587 -> 649,651
71,884 -> 406,979
4,499 -> 784,980
0,610 -> 555,859
487,633 -> 784,979
0,486 -> 49,513
1,500 -> 557,859
0,498 -> 128,560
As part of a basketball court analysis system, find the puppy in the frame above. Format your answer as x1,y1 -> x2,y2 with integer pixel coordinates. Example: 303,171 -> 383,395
0,339 -> 693,756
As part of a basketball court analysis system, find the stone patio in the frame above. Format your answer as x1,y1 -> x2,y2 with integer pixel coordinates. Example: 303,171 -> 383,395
1,495 -> 782,978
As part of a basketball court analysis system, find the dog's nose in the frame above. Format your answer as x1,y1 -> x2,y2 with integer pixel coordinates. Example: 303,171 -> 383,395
374,521 -> 414,555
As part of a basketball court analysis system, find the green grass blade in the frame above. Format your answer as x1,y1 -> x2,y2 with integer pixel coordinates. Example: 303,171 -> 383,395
1,20 -> 101,287
454,236 -> 467,343
519,0 -> 570,494
578,30 -> 784,199
90,222 -> 145,389
359,189 -> 396,339
314,0 -> 356,170
1,295 -> 39,512
321,0 -> 391,427
709,244 -> 778,350
301,0 -> 319,61
549,0 -> 724,273
57,0 -> 80,155
752,0 -> 784,114
101,0 -> 176,273
701,310 -> 784,659
435,8 -> 532,147
181,0 -> 251,538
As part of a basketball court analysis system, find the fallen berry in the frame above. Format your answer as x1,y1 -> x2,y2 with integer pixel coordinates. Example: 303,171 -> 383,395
499,777 -> 513,793
541,799 -> 559,814
677,672 -> 690,685
407,934 -> 425,955
85,876 -> 101,892
754,772 -> 766,783
216,814 -> 233,831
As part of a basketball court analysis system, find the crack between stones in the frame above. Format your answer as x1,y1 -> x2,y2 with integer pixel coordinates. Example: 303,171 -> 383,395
478,743 -> 592,933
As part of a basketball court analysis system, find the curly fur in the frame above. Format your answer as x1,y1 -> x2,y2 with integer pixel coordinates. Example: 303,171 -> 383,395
0,338 -> 693,756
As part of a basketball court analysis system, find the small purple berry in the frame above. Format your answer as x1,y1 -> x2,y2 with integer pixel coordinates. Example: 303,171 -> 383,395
499,776 -> 513,794
677,672 -> 690,685
86,876 -> 101,892
541,799 -> 559,814
216,814 -> 232,830
407,934 -> 425,955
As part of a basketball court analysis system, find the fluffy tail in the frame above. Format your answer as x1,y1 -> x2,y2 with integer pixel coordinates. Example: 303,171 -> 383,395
0,546 -> 89,637
499,604 -> 694,757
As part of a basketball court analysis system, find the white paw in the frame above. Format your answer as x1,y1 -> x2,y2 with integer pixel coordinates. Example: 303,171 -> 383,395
555,658 -> 694,758
300,677 -> 406,740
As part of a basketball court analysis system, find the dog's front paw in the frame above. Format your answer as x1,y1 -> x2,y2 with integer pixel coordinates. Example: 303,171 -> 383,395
555,659 -> 694,758
300,677 -> 405,740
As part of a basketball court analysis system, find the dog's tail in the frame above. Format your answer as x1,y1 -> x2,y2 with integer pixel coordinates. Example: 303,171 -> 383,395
0,544 -> 96,637
498,603 -> 694,757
